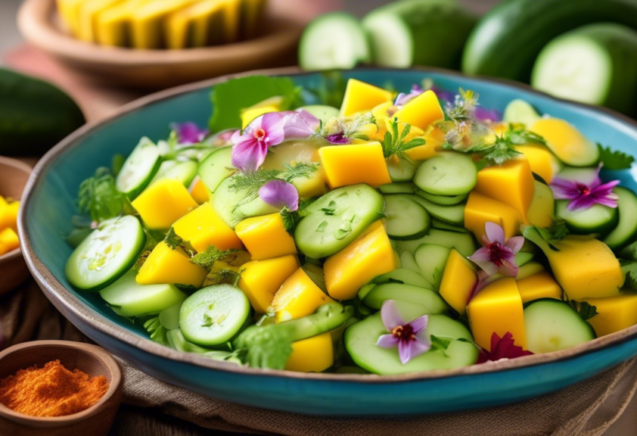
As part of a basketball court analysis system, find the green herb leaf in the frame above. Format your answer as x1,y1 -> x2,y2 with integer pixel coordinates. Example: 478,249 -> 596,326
280,207 -> 300,235
190,245 -> 242,269
233,325 -> 294,370
334,215 -> 355,240
282,162 -> 319,183
578,302 -> 598,321
597,143 -> 635,170
621,261 -> 637,292
381,119 -> 426,160
164,227 -> 184,250
77,167 -> 130,222
204,269 -> 242,287
430,335 -> 453,355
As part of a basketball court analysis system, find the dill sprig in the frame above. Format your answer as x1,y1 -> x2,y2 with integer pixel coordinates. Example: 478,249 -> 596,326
282,162 -> 319,182
77,167 -> 131,223
382,119 -> 426,160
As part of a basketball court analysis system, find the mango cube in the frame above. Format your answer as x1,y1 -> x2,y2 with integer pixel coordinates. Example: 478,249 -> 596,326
439,249 -> 478,315
405,126 -> 444,161
475,157 -> 535,223
371,101 -> 394,122
583,295 -> 637,337
468,278 -> 527,351
340,79 -> 393,117
190,178 -> 210,204
238,255 -> 299,313
136,242 -> 208,288
271,267 -> 333,322
514,144 -> 560,183
324,221 -> 396,300
132,179 -> 198,229
464,192 -> 521,241
516,272 -> 562,304
393,90 -> 445,131
241,96 -> 284,128
235,213 -> 296,260
285,332 -> 334,372
0,227 -> 20,256
0,200 -> 19,232
319,143 -> 391,188
172,203 -> 242,253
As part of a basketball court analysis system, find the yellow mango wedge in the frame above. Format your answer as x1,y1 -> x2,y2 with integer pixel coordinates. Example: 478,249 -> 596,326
340,79 -> 393,117
238,255 -> 299,313
439,249 -> 478,315
285,332 -> 334,373
393,90 -> 445,131
131,0 -> 199,49
136,242 -> 208,288
78,0 -> 126,42
235,213 -> 297,260
271,267 -> 334,322
189,178 -> 210,204
131,179 -> 198,230
530,118 -> 599,167
165,0 -> 228,49
514,144 -> 561,183
172,203 -> 242,253
405,126 -> 444,161
516,271 -> 562,304
467,278 -> 527,351
464,192 -> 521,241
583,295 -> 637,337
240,96 -> 284,129
324,221 -> 396,300
95,0 -> 153,46
319,142 -> 391,188
0,227 -> 20,256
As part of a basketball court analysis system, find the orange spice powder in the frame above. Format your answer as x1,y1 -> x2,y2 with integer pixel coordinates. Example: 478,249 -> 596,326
0,360 -> 109,417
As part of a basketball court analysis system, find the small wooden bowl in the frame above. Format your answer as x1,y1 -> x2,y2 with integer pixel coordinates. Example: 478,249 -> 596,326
0,341 -> 123,436
0,157 -> 32,296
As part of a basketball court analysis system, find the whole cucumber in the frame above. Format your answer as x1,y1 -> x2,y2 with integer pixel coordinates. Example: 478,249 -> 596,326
462,0 -> 637,82
0,68 -> 85,156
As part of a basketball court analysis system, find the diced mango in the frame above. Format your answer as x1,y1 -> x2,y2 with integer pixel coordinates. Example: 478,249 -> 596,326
468,278 -> 527,351
475,157 -> 535,223
238,255 -> 299,313
340,79 -> 393,117
530,118 -> 599,166
319,143 -> 391,188
271,267 -> 334,322
0,227 -> 20,256
583,295 -> 637,337
235,213 -> 296,260
132,179 -> 198,230
393,90 -> 445,131
190,178 -> 210,204
464,192 -> 521,241
371,101 -> 394,122
285,332 -> 334,372
0,201 -> 19,232
405,126 -> 444,161
514,144 -> 560,183
241,96 -> 284,129
136,242 -> 208,288
324,221 -> 396,300
172,203 -> 242,253
439,249 -> 478,315
516,272 -> 562,304
527,180 -> 554,228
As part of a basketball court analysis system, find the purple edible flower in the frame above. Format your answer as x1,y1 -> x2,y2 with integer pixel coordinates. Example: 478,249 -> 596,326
258,179 -> 299,211
282,110 -> 320,139
468,222 -> 524,277
474,107 -> 502,123
429,85 -> 455,104
550,165 -> 619,210
171,122 -> 209,144
376,300 -> 431,365
394,84 -> 424,107
325,132 -> 349,144
231,112 -> 286,172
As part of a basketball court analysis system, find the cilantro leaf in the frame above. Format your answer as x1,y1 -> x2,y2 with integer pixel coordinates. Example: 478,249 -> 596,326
597,143 -> 635,170
621,261 -> 637,291
77,167 -> 130,222
533,218 -> 570,243
564,293 -> 599,321
164,227 -> 184,250
479,139 -> 523,165
233,325 -> 294,370
280,207 -> 300,235
190,245 -> 242,269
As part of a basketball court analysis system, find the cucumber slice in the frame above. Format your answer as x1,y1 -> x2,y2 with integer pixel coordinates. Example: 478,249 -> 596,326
414,152 -> 477,196
387,158 -> 417,182
198,146 -> 236,193
363,283 -> 447,314
116,137 -> 161,199
65,216 -> 145,291
345,302 -> 477,375
299,12 -> 370,70
179,285 -> 251,347
524,299 -> 596,354
417,190 -> 467,206
503,99 -> 541,128
394,229 -> 477,257
100,270 -> 187,317
515,251 -> 535,268
556,200 -> 618,235
431,219 -> 469,233
604,187 -> 637,249
399,251 -> 421,274
295,184 -> 384,258
372,268 -> 432,289
297,105 -> 339,124
150,160 -> 198,187
167,329 -> 214,354
379,182 -> 417,194
213,176 -> 279,228
410,194 -> 465,226
384,195 -> 431,240
159,303 -> 182,330
554,166 -> 599,185
414,244 -> 451,290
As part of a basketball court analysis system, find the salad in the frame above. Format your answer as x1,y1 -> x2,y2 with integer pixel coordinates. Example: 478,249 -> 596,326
64,74 -> 637,375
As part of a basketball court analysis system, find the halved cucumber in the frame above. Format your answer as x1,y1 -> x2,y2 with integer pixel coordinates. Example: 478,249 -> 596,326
414,152 -> 477,196
345,302 -> 477,375
372,268 -> 432,289
604,187 -> 637,249
295,184 -> 384,258
65,216 -> 145,291
393,229 -> 477,257
363,283 -> 447,314
524,299 -> 596,354
384,194 -> 431,240
417,190 -> 467,206
150,159 -> 198,187
387,158 -> 417,182
556,200 -> 618,235
410,194 -> 465,226
414,244 -> 451,290
116,137 -> 161,199
379,182 -> 417,194
503,99 -> 541,128
299,12 -> 370,70
179,285 -> 251,347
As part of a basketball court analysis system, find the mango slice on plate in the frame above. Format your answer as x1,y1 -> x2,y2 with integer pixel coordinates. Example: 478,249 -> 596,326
404,126 -> 444,161
172,203 -> 242,253
238,255 -> 299,313
340,79 -> 393,117
235,213 -> 297,260
78,0 -> 127,42
319,142 -> 391,188
393,90 -> 445,131
285,332 -> 334,373
132,179 -> 198,229
131,0 -> 200,49
95,0 -> 154,46
516,271 -> 562,304
165,0 -> 228,49
136,241 -> 208,288
0,200 -> 19,232
439,249 -> 478,315
271,267 -> 333,322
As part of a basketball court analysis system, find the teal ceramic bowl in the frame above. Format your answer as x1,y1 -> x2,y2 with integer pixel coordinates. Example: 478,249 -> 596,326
19,67 -> 637,416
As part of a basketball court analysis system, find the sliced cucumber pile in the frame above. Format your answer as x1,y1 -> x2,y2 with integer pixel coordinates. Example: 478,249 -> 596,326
150,160 -> 198,187
372,268 -> 432,289
363,283 -> 447,314
556,200 -> 618,235
383,194 -> 430,240
414,152 -> 477,196
414,244 -> 451,290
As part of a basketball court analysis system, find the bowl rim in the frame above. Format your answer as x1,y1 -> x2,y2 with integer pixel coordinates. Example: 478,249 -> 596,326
0,157 -> 32,263
18,65 -> 637,384
0,340 -> 121,423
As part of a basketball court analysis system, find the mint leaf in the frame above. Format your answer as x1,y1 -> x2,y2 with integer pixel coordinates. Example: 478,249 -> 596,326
164,227 -> 183,250
578,302 -> 598,321
430,335 -> 453,355
597,143 -> 634,170
190,246 -> 242,269
280,207 -> 300,235
208,76 -> 299,132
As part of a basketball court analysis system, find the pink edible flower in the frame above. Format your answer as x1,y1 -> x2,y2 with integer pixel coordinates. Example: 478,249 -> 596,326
171,122 -> 209,144
376,300 -> 431,365
477,332 -> 533,364
550,165 -> 620,210
474,107 -> 502,123
325,132 -> 349,144
468,222 -> 524,277
258,180 -> 299,211
231,112 -> 286,172
282,110 -> 320,139
394,84 -> 423,106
